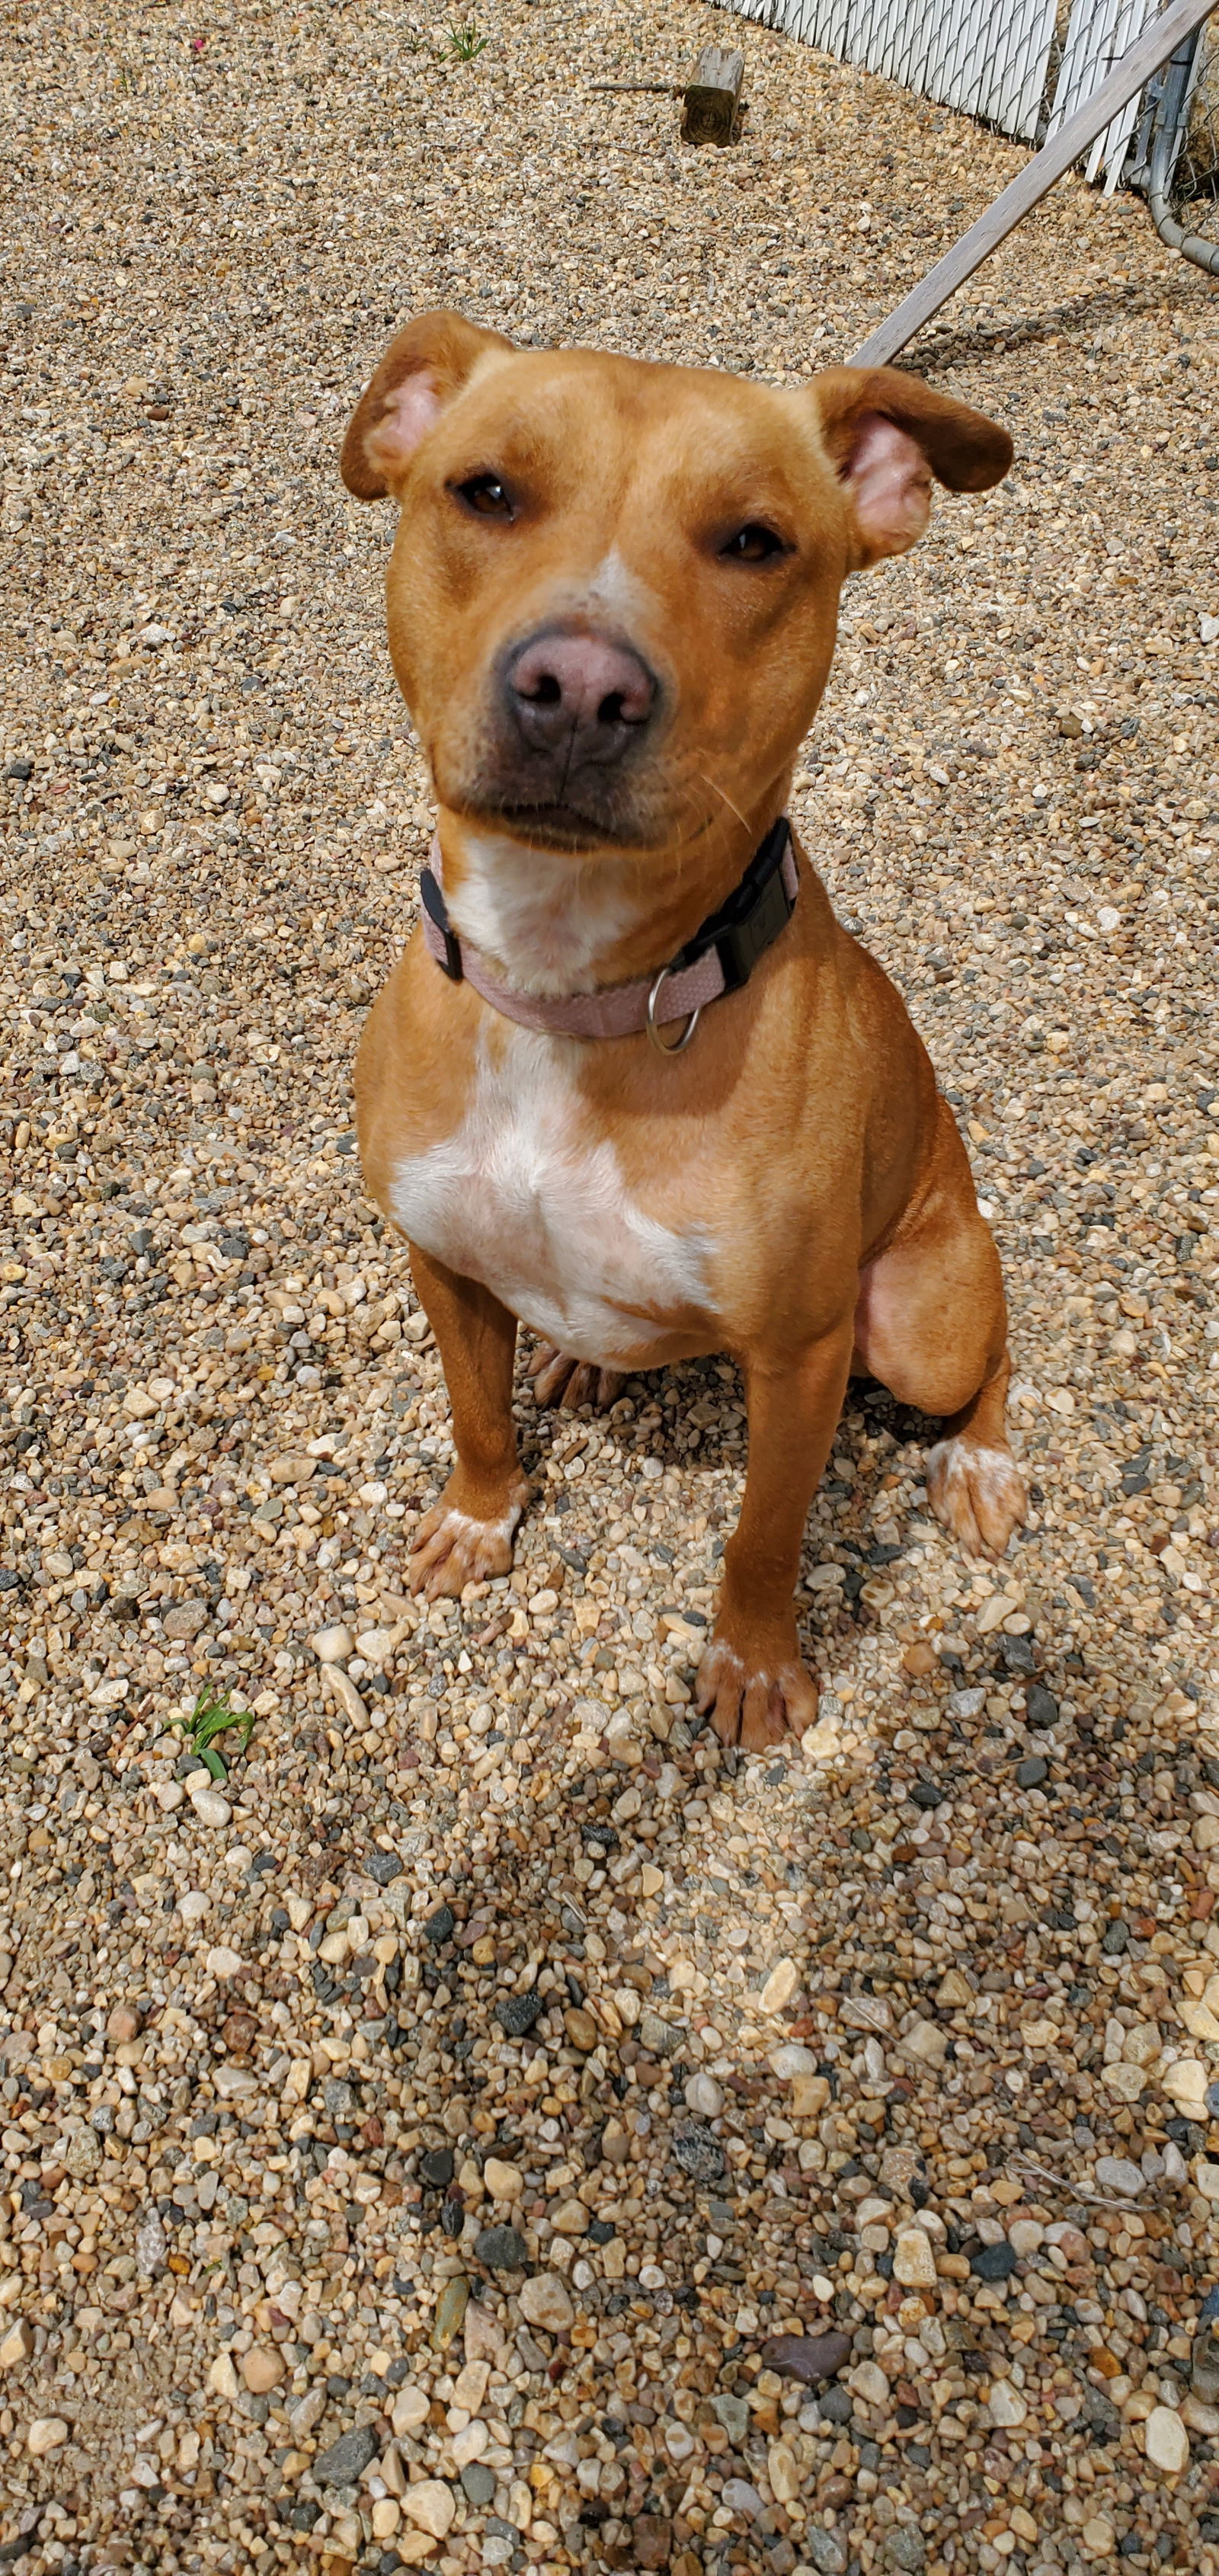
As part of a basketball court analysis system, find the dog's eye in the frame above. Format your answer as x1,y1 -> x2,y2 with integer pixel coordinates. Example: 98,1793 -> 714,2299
454,473 -> 514,519
721,523 -> 786,563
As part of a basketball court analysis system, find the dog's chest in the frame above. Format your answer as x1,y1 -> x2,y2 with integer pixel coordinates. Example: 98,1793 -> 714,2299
389,1034 -> 709,1362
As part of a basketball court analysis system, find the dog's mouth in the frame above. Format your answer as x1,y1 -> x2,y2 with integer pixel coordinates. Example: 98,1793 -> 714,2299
456,792 -> 652,854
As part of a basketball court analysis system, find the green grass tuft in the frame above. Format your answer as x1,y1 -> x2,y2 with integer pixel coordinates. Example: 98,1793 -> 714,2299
447,20 -> 488,60
170,1685 -> 255,1781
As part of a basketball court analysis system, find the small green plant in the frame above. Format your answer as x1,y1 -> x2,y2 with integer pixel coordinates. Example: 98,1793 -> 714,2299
170,1685 -> 254,1781
446,18 -> 488,60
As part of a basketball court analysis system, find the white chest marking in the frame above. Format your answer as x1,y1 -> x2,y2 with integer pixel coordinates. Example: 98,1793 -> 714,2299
389,1032 -> 712,1363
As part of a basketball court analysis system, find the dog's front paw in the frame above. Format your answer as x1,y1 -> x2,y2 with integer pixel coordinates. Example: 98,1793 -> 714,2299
695,1630 -> 819,1752
408,1480 -> 526,1599
529,1341 -> 625,1410
926,1435 -> 1027,1557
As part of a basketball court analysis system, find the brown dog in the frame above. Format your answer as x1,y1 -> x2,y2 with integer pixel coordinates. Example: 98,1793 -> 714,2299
341,312 -> 1027,1751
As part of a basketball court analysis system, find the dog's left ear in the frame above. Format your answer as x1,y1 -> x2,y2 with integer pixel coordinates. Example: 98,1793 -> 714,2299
341,309 -> 514,502
809,366 -> 1013,569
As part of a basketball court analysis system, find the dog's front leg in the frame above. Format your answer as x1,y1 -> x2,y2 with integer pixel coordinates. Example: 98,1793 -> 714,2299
405,1243 -> 529,1600
697,1323 -> 854,1752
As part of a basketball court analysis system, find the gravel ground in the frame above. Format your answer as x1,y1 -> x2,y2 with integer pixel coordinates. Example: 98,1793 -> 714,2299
2,5 -> 1218,2574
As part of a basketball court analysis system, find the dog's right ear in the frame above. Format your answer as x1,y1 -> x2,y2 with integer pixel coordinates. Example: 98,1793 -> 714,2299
340,310 -> 514,502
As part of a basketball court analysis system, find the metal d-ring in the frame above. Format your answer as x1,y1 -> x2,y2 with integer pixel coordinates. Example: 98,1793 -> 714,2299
646,965 -> 701,1056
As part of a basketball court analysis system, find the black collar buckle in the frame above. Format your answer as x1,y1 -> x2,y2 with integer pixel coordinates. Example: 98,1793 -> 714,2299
712,854 -> 795,994
671,816 -> 795,997
421,863 -> 464,981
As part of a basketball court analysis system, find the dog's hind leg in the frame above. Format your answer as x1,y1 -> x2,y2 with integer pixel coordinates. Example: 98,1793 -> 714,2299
854,1096 -> 1027,1558
923,1348 -> 1027,1559
405,1243 -> 530,1598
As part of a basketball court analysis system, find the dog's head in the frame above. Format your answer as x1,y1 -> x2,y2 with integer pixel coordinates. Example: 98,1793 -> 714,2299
342,312 -> 1011,859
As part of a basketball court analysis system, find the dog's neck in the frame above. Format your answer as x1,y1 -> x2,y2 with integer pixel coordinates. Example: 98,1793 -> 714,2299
435,805 -> 789,1000
440,826 -> 646,998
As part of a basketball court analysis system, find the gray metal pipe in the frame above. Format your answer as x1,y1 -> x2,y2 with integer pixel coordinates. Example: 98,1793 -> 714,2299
1144,29 -> 1219,273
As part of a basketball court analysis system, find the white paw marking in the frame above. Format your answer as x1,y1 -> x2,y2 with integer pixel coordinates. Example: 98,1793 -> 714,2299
699,1640 -> 753,1690
926,1438 -> 1023,1505
431,1503 -> 523,1546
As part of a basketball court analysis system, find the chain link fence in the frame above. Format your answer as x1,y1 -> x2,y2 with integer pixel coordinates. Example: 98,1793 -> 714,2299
719,0 -> 1219,272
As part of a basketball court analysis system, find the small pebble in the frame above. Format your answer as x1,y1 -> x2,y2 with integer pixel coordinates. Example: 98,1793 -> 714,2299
892,2226 -> 937,2290
971,2240 -> 1019,2282
761,2331 -> 853,2384
0,2321 -> 34,2371
672,2121 -> 726,2182
475,2225 -> 528,2271
314,2426 -> 380,2486
364,1849 -> 402,1886
1192,2328 -> 1219,2405
769,2041 -> 817,2079
451,2420 -> 488,2468
431,2274 -> 470,2348
27,2418 -> 69,2457
711,2391 -> 750,2443
189,1787 -> 232,1829
308,1623 -> 354,1663
1025,1681 -> 1059,1729
289,2387 -> 327,2441
135,2209 -> 167,2276
632,2516 -> 673,2571
494,1987 -> 544,2035
759,1957 -> 800,2014
391,2385 -> 430,2437
947,1687 -> 986,1720
518,2273 -> 574,2333
1015,1754 -> 1048,1789
1144,2405 -> 1190,2475
401,2479 -> 456,2540
901,2016 -> 948,2069
885,2529 -> 926,2574
1095,2155 -> 1144,2197
806,2534 -> 849,2576
721,2478 -> 765,2518
483,2156 -> 522,2200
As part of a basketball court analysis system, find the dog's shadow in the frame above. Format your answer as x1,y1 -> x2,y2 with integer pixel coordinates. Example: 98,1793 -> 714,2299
318,1341 -> 1199,2559
514,1342 -> 948,1682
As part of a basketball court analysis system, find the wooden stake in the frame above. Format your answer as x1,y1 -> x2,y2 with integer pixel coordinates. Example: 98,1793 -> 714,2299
852,0 -> 1216,366
681,45 -> 744,147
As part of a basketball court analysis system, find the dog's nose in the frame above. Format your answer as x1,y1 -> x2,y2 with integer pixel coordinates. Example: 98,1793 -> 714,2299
504,626 -> 657,763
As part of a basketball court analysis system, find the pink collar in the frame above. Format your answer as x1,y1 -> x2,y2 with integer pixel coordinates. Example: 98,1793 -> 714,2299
419,819 -> 798,1052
